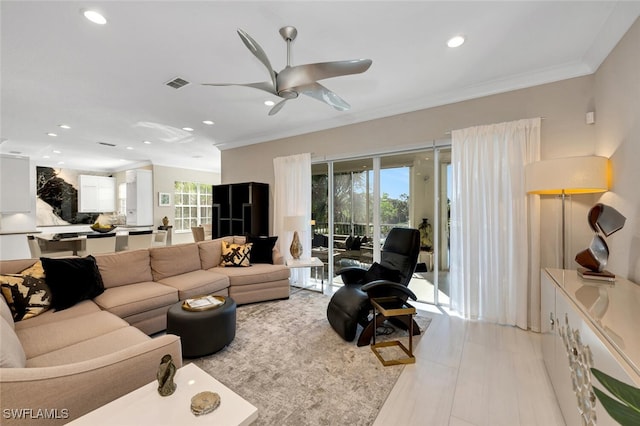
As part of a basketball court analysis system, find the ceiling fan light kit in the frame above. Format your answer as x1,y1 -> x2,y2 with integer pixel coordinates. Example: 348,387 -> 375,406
203,26 -> 372,115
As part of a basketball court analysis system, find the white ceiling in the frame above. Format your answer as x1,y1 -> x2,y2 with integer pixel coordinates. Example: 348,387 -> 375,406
2,1 -> 639,173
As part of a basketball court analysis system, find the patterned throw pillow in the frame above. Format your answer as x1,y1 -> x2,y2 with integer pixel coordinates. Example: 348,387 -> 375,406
220,242 -> 253,267
0,261 -> 51,321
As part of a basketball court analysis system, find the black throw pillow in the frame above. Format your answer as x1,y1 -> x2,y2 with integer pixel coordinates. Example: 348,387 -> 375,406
361,262 -> 401,284
345,236 -> 354,250
246,235 -> 278,264
41,255 -> 105,311
351,236 -> 361,251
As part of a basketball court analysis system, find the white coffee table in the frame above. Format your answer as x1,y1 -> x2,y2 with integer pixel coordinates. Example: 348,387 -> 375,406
286,257 -> 325,293
67,363 -> 258,426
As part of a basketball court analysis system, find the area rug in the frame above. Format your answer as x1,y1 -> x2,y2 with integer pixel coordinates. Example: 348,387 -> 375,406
193,290 -> 431,425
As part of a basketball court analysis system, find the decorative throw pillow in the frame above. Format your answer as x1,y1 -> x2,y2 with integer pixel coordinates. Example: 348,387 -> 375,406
246,235 -> 277,264
351,236 -> 362,251
20,260 -> 46,279
345,236 -> 354,250
0,261 -> 51,321
361,262 -> 401,284
41,255 -> 105,311
220,242 -> 253,267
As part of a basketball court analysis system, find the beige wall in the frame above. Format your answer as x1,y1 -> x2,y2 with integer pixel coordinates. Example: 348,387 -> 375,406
222,75 -> 598,266
593,17 -> 640,281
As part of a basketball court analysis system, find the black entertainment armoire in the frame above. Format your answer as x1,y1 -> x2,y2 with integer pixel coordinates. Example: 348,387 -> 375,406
212,182 -> 269,238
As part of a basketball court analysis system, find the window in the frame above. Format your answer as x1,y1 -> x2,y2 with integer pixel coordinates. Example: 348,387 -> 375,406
173,181 -> 212,231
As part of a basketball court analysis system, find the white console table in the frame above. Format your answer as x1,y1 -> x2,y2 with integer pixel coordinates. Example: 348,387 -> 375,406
541,268 -> 640,426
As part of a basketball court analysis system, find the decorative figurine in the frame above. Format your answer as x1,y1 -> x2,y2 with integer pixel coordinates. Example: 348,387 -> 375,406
157,354 -> 177,396
162,216 -> 169,227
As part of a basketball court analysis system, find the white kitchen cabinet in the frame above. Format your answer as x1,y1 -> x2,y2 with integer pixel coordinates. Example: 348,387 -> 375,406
542,269 -> 640,426
125,169 -> 152,226
78,175 -> 115,213
0,155 -> 31,213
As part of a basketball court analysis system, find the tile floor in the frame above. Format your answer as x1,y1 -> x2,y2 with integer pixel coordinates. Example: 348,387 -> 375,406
373,303 -> 566,426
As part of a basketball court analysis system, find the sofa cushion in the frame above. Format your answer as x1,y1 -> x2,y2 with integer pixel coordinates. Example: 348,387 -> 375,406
26,326 -> 150,368
197,237 -> 234,270
0,317 -> 26,367
14,300 -> 102,333
94,249 -> 153,288
41,256 -> 105,311
0,294 -> 14,328
93,281 -> 178,319
220,242 -> 252,267
0,272 -> 51,321
247,235 -> 278,264
149,243 -> 201,281
17,310 -> 129,359
0,259 -> 39,275
212,263 -> 290,286
157,270 -> 229,300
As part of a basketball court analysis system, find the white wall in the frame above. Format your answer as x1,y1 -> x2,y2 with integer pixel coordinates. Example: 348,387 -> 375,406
152,164 -> 220,245
0,163 -> 220,259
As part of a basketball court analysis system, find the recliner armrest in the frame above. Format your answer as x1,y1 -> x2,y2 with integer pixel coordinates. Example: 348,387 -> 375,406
337,266 -> 367,284
361,280 -> 417,301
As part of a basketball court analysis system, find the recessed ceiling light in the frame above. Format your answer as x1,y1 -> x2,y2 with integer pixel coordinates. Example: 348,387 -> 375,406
264,100 -> 275,106
202,120 -> 215,125
447,35 -> 465,48
182,127 -> 194,132
57,161 -> 65,165
143,140 -> 152,144
126,146 -> 134,150
58,124 -> 71,129
83,10 -> 107,25
47,132 -> 57,137
43,155 -> 50,159
53,150 -> 61,154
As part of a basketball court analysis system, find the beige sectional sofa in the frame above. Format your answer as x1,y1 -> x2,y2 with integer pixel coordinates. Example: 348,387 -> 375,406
0,236 -> 290,424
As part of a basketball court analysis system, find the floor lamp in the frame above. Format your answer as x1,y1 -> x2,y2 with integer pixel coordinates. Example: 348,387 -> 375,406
525,156 -> 609,269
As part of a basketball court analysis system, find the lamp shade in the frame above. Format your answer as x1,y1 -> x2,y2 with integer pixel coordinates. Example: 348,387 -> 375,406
283,215 -> 306,231
525,156 -> 609,194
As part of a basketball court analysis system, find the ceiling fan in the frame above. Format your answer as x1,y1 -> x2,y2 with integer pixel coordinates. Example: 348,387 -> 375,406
203,26 -> 372,115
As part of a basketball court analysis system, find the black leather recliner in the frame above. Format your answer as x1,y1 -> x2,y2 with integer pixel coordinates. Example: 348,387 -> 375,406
326,227 -> 421,346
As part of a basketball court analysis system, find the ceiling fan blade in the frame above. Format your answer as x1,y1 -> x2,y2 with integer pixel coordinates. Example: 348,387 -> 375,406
201,81 -> 276,95
299,83 -> 351,111
268,99 -> 288,116
237,28 -> 278,90
277,59 -> 372,92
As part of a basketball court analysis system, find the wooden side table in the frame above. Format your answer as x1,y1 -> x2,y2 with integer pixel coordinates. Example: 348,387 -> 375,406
370,296 -> 416,366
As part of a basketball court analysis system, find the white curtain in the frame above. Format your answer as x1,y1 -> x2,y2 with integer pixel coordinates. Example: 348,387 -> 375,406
273,153 -> 312,283
450,118 -> 541,330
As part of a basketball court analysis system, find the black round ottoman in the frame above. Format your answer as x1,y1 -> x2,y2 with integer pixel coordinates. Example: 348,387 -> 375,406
166,296 -> 236,358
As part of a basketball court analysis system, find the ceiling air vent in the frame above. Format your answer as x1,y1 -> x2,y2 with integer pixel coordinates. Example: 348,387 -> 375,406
98,142 -> 116,147
165,77 -> 190,89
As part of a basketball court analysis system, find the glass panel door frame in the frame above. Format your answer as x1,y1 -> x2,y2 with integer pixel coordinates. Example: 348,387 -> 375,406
312,140 -> 451,306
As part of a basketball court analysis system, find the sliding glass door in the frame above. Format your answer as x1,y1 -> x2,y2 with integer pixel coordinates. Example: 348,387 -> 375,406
311,145 -> 452,306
